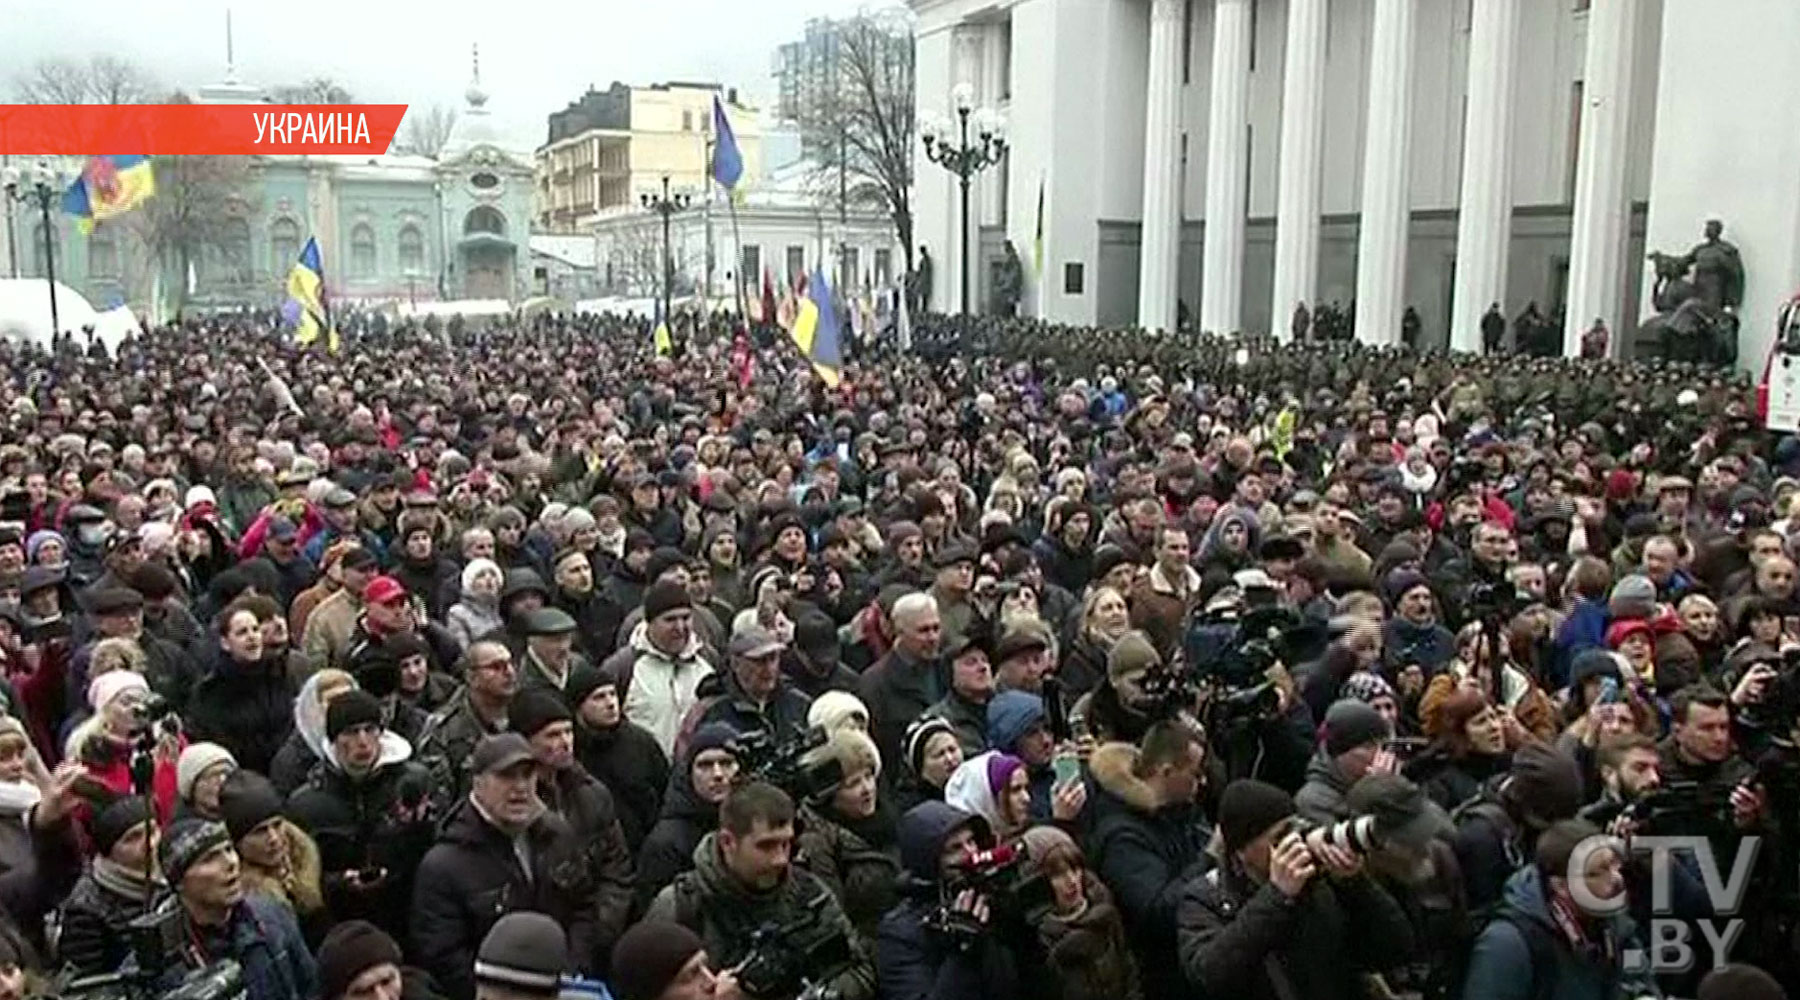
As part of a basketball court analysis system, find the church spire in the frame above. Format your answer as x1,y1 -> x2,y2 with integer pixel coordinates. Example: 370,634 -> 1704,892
465,42 -> 488,108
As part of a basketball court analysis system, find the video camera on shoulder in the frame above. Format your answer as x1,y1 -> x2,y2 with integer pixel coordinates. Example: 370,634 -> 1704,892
728,727 -> 843,804
734,894 -> 856,1000
53,907 -> 246,1000
923,839 -> 1053,941
1619,780 -> 1736,834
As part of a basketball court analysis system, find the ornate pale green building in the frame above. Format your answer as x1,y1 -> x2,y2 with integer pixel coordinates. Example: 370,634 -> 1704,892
2,59 -> 533,311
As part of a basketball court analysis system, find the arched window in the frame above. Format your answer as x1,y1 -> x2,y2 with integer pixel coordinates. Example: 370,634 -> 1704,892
350,223 -> 377,277
222,217 -> 252,282
88,229 -> 119,280
269,218 -> 300,272
29,222 -> 58,278
397,225 -> 425,273
463,206 -> 506,237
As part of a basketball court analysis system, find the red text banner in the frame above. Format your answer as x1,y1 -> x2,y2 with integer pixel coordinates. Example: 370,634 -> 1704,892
0,105 -> 408,155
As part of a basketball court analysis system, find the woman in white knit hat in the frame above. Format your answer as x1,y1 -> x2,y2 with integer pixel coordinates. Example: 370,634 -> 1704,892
66,670 -> 185,828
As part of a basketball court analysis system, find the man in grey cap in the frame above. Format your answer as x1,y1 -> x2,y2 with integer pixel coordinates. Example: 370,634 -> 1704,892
521,606 -> 586,696
306,484 -> 381,564
686,624 -> 812,745
927,543 -> 978,654
413,733 -> 613,1000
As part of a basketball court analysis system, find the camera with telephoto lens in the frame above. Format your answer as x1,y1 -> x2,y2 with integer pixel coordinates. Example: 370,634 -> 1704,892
732,895 -> 855,1000
1291,815 -> 1382,858
728,728 -> 844,804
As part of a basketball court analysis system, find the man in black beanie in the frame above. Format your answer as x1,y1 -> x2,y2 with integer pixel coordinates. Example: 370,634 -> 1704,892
1452,741 -> 1585,914
155,818 -> 319,1000
288,688 -> 440,945
610,920 -> 740,1000
1296,699 -> 1393,823
59,797 -> 164,975
602,577 -> 715,757
568,662 -> 668,853
1179,779 -> 1413,1000
317,919 -> 434,1000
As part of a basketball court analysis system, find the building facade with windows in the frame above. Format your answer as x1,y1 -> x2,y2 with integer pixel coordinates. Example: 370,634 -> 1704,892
915,0 -> 1800,364
588,159 -> 902,306
773,16 -> 916,159
1,56 -> 533,313
534,82 -> 765,234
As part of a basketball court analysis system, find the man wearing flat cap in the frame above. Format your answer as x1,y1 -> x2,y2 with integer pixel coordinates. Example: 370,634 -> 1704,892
413,733 -> 617,1000
520,606 -> 587,697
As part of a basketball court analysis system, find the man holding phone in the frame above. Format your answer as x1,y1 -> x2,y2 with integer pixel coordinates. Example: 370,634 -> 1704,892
985,690 -> 1086,823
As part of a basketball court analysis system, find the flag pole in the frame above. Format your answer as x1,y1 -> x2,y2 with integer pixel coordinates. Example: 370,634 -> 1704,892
724,191 -> 750,332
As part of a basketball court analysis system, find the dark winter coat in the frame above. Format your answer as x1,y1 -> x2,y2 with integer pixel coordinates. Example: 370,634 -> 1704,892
859,648 -> 947,774
411,799 -> 610,1000
1083,742 -> 1212,1000
574,717 -> 668,853
647,830 -> 875,1000
1029,874 -> 1141,1000
687,668 -> 812,743
796,800 -> 902,941
142,894 -> 318,1000
635,744 -> 718,910
285,741 -> 441,943
534,763 -> 636,970
1462,866 -> 1659,1000
56,864 -> 168,975
184,654 -> 297,777
554,585 -> 625,664
925,690 -> 990,757
415,688 -> 508,798
1178,854 -> 1414,1000
876,800 -> 1022,1000
1293,751 -> 1357,824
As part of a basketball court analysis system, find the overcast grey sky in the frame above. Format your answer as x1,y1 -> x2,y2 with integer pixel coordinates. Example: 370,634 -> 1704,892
0,0 -> 878,148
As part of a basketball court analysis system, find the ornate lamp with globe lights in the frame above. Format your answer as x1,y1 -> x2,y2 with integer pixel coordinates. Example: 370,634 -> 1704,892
921,82 -> 1008,316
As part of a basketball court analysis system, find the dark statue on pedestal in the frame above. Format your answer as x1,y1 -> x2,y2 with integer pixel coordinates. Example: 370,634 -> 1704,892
992,242 -> 1023,318
1643,219 -> 1744,366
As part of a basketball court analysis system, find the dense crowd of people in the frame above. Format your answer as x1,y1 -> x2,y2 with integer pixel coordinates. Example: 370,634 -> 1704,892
0,308 -> 1785,1000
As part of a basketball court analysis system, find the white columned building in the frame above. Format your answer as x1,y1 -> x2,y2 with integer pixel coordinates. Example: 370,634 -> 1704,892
912,0 -> 1793,366
1563,0 -> 1645,356
1353,0 -> 1416,347
1269,0 -> 1328,339
1137,0 -> 1185,333
1449,0 -> 1522,353
1199,0 -> 1252,334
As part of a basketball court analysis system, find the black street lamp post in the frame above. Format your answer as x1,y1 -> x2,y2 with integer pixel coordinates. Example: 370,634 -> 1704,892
921,84 -> 1007,316
641,175 -> 691,329
2,160 -> 63,336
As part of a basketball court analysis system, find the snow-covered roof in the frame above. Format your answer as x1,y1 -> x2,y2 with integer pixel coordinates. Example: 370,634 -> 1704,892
530,235 -> 597,269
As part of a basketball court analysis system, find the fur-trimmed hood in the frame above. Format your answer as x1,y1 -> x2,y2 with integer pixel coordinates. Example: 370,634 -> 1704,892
238,817 -> 325,916
1089,741 -> 1159,813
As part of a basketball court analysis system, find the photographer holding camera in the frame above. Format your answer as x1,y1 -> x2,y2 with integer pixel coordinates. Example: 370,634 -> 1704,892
646,781 -> 873,1000
1179,779 -> 1413,1000
142,818 -> 318,1000
875,801 -> 1021,1000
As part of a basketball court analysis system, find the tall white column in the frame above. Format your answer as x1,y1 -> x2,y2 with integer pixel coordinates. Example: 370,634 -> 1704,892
1137,0 -> 1185,334
951,25 -> 986,314
1354,0 -> 1417,346
1271,0 -> 1328,339
1449,0 -> 1521,354
980,23 -> 1009,228
1200,0 -> 1252,334
1564,0 -> 1643,356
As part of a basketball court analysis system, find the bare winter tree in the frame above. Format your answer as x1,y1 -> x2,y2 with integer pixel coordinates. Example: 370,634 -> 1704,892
126,94 -> 261,309
394,104 -> 459,158
602,217 -> 691,299
796,9 -> 917,273
13,55 -> 158,104
270,78 -> 355,104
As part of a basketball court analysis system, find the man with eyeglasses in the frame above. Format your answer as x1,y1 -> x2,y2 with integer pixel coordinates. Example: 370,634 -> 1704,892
419,639 -> 519,797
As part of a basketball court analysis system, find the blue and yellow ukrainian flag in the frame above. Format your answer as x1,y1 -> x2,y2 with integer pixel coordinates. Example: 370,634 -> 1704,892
789,267 -> 842,388
711,95 -> 744,191
285,237 -> 339,353
61,155 -> 155,233
652,299 -> 673,356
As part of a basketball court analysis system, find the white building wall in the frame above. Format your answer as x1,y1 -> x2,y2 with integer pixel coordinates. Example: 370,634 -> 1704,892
913,0 -> 1687,349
